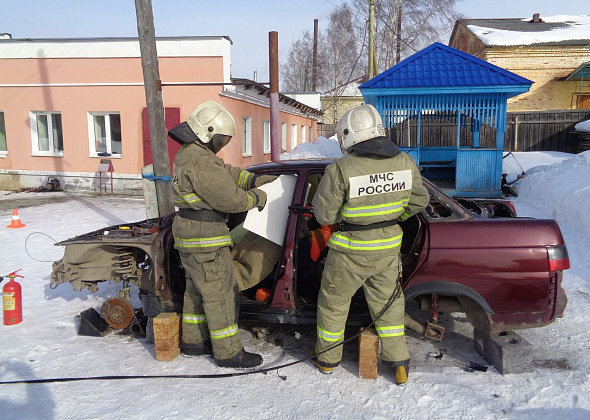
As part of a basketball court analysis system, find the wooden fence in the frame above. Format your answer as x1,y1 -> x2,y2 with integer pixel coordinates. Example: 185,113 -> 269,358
318,109 -> 590,153
505,110 -> 590,153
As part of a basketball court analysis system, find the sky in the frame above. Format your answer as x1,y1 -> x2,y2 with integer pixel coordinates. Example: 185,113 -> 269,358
1,145 -> 590,419
0,0 -> 588,83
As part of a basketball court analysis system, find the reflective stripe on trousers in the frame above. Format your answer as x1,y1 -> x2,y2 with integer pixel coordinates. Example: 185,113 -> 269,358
183,313 -> 207,324
376,325 -> 405,337
174,235 -> 232,249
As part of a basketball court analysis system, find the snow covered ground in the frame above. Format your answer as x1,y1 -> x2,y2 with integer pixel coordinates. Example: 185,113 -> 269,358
1,145 -> 590,419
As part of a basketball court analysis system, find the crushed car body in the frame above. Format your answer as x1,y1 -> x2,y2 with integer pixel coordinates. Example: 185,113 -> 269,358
50,160 -> 569,337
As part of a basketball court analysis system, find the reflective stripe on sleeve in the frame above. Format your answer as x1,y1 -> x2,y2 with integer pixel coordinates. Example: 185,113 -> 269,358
183,313 -> 207,324
317,326 -> 345,342
210,323 -> 239,339
174,192 -> 202,205
328,232 -> 402,251
376,325 -> 405,337
238,170 -> 252,190
174,235 -> 232,248
341,199 -> 409,218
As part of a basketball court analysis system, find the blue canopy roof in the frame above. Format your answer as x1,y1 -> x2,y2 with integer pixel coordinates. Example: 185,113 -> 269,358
360,42 -> 532,91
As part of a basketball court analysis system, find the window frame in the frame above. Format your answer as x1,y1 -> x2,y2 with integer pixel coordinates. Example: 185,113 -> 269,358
281,122 -> 287,152
300,125 -> 306,144
30,111 -> 64,156
263,120 -> 271,154
0,111 -> 6,156
242,116 -> 252,157
87,112 -> 122,158
291,124 -> 298,149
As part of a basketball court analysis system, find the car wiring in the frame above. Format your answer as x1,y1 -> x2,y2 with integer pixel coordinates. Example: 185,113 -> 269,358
0,271 -> 403,385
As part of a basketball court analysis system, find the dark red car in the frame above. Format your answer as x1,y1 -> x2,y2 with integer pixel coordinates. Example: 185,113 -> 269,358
51,160 -> 569,336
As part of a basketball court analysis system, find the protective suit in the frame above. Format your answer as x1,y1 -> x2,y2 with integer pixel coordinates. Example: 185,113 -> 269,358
168,101 -> 273,368
311,104 -> 429,384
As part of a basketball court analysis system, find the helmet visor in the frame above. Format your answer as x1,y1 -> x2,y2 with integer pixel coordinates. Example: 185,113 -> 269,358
208,134 -> 233,154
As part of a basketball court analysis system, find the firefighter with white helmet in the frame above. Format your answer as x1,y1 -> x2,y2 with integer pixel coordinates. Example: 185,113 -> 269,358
168,101 -> 274,368
310,104 -> 429,384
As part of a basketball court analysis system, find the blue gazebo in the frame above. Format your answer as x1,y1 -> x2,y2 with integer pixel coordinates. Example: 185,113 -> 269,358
360,42 -> 532,197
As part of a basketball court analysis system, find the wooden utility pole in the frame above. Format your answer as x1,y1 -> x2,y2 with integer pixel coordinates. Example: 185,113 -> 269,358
368,0 -> 375,78
134,0 -> 174,216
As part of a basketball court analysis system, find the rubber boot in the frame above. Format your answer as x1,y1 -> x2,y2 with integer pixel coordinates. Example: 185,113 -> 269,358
216,348 -> 263,368
384,359 -> 410,385
181,340 -> 213,357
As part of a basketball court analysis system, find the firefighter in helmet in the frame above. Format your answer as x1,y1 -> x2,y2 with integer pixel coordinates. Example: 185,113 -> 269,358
168,101 -> 274,368
310,104 -> 429,384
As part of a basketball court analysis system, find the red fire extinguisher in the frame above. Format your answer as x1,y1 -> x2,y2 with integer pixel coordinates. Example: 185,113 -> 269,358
2,269 -> 23,325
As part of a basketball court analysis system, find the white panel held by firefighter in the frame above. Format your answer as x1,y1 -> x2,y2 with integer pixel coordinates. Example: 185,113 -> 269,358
243,175 -> 297,245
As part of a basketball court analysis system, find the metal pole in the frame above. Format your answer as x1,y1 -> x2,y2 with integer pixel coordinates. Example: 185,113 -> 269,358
269,31 -> 281,162
134,0 -> 174,217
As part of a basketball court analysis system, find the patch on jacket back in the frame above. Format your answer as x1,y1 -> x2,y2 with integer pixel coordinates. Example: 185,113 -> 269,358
349,170 -> 412,198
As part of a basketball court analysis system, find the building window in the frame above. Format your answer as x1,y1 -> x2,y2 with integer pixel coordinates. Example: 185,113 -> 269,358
263,120 -> 271,154
30,111 -> 63,156
242,117 -> 252,156
301,125 -> 307,143
0,112 -> 6,156
291,124 -> 298,148
308,125 -> 313,142
281,122 -> 287,152
88,112 -> 121,157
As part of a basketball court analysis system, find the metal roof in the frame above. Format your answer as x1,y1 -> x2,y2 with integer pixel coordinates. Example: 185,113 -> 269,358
360,42 -> 532,91
565,62 -> 590,81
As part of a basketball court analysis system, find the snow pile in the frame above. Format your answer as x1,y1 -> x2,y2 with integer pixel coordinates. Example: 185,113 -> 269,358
575,120 -> 590,132
513,151 -> 590,232
467,15 -> 590,46
281,136 -> 344,160
502,151 -> 573,183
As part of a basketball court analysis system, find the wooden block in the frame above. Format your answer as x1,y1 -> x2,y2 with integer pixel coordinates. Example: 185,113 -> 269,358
153,318 -> 180,340
155,333 -> 180,352
153,312 -> 178,326
156,347 -> 180,362
359,328 -> 379,379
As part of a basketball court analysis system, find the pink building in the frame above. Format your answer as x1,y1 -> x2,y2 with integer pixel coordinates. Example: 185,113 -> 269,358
0,36 -> 321,193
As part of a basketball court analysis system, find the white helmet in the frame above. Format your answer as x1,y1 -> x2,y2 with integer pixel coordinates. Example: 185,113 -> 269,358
186,101 -> 237,152
336,104 -> 385,154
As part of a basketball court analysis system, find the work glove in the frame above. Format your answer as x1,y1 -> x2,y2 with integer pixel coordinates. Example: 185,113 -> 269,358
253,174 -> 278,187
250,188 -> 267,211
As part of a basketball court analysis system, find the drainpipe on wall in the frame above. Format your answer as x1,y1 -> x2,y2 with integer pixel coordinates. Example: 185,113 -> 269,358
269,31 -> 281,162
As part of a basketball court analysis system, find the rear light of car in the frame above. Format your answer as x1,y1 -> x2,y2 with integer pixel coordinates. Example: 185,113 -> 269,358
547,246 -> 570,272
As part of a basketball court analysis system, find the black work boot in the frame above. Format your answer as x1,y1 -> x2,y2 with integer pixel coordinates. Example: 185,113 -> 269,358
216,348 -> 263,368
181,340 -> 213,358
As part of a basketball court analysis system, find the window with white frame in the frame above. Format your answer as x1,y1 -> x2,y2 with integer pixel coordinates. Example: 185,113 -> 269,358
242,117 -> 252,156
308,125 -> 312,142
281,122 -> 287,152
301,125 -> 307,143
0,112 -> 6,155
263,120 -> 271,154
291,124 -> 298,148
30,111 -> 63,156
88,112 -> 121,157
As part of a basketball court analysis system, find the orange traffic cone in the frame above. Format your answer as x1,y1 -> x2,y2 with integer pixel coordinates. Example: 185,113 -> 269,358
6,209 -> 26,228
